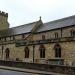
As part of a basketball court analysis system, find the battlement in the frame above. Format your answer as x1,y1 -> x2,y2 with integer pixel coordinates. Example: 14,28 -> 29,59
0,11 -> 8,17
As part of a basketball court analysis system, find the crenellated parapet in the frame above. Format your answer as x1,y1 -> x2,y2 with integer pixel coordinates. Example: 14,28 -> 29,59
0,11 -> 8,17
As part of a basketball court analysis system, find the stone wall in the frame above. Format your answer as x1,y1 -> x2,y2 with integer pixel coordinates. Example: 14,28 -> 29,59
33,26 -> 75,41
0,60 -> 75,75
33,29 -> 61,41
0,41 -> 75,66
0,26 -> 75,66
62,26 -> 75,37
0,11 -> 9,30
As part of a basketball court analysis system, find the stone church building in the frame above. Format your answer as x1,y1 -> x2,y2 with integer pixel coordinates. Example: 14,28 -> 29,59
0,11 -> 75,66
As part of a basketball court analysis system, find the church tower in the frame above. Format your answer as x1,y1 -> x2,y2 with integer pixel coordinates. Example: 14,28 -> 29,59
0,11 -> 9,31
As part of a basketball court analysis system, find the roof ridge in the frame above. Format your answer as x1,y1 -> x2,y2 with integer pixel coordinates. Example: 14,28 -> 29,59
10,21 -> 38,29
44,15 -> 75,24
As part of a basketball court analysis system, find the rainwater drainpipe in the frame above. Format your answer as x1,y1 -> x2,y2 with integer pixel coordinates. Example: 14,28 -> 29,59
2,45 -> 4,60
33,45 -> 35,63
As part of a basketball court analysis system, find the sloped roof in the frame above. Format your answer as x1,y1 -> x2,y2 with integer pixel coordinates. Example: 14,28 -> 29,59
37,15 -> 75,32
11,21 -> 38,34
0,21 -> 38,37
0,15 -> 75,37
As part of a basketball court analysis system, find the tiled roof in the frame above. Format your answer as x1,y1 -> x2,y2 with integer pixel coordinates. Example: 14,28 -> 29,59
11,21 -> 38,34
0,21 -> 38,37
0,15 -> 75,37
37,15 -> 75,32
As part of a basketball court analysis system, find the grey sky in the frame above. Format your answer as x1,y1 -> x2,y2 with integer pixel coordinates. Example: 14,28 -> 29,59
0,0 -> 75,28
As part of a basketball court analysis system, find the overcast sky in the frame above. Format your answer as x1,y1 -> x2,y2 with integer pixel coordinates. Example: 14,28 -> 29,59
0,0 -> 75,28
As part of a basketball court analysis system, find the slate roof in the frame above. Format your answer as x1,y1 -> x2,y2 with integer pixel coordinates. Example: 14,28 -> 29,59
0,21 -> 38,37
37,15 -> 75,32
0,15 -> 75,37
11,21 -> 38,34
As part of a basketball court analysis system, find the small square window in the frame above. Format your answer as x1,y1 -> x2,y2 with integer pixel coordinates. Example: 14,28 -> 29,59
71,30 -> 75,37
42,35 -> 45,40
55,32 -> 58,38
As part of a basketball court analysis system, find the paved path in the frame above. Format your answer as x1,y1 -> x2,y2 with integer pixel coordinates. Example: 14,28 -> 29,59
0,65 -> 67,75
0,69 -> 32,75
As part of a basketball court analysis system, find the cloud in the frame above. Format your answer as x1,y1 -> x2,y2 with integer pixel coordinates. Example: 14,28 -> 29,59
0,0 -> 75,27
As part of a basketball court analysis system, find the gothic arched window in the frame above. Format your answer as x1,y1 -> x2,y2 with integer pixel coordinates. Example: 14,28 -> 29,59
54,44 -> 61,58
5,48 -> 10,59
24,47 -> 29,58
39,45 -> 45,58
